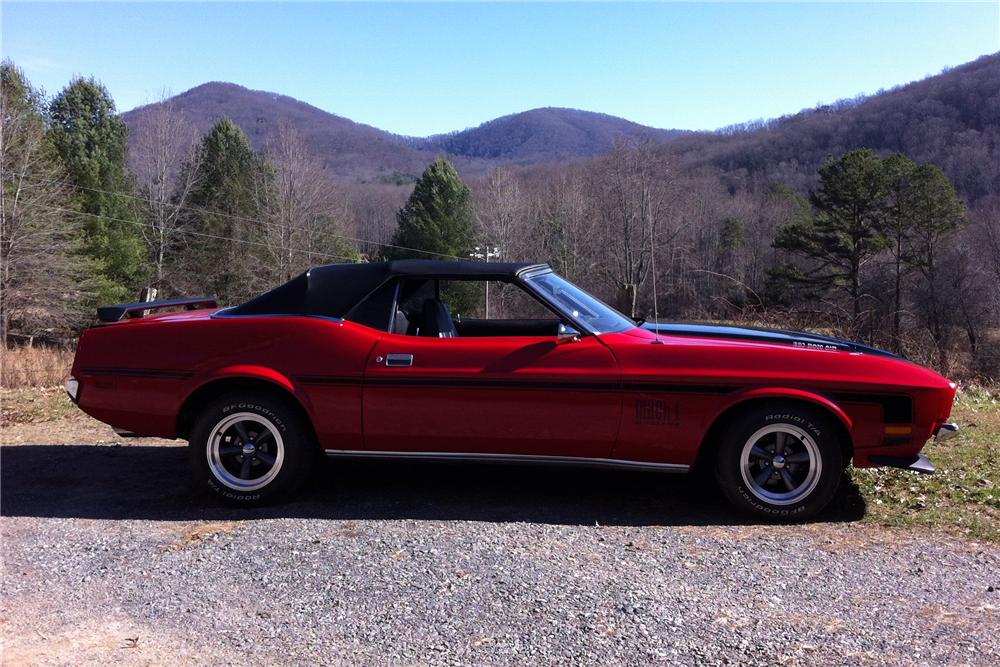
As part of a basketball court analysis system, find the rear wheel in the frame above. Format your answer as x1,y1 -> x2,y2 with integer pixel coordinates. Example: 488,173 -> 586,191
714,404 -> 843,520
189,392 -> 313,504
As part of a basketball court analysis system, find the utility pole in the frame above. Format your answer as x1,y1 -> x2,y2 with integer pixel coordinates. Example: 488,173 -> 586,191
469,245 -> 501,317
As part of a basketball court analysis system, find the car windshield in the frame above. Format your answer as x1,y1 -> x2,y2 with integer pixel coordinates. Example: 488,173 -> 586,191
526,272 -> 636,334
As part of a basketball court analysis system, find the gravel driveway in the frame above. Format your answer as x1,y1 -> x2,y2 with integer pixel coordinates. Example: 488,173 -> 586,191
2,436 -> 998,666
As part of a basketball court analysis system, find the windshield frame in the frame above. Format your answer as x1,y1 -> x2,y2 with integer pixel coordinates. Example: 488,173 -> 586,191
519,268 -> 637,336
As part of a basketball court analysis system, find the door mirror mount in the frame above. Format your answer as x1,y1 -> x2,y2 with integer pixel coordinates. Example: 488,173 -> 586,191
557,323 -> 581,342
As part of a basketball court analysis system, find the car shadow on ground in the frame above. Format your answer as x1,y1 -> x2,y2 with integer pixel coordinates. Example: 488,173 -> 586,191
0,443 -> 867,526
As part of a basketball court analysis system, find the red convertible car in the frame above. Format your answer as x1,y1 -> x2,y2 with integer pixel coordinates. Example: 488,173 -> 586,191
67,260 -> 958,518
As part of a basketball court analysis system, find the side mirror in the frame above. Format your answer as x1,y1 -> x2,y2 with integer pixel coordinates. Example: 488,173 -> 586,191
557,323 -> 581,342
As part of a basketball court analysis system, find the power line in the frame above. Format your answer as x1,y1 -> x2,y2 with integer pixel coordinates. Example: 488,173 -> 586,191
21,176 -> 461,260
33,204 -> 361,263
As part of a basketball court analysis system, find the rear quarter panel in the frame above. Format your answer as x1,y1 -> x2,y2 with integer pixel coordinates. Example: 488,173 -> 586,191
72,312 -> 377,446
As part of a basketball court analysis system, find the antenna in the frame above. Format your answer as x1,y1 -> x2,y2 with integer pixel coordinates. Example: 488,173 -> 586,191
648,217 -> 663,344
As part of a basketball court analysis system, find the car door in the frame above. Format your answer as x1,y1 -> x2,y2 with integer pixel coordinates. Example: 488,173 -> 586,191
363,331 -> 622,458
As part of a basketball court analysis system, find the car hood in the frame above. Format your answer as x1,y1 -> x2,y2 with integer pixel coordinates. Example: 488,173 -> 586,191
641,322 -> 899,358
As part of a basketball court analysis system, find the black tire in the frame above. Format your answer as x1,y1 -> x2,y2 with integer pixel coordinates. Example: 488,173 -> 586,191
714,403 -> 843,520
189,391 -> 314,505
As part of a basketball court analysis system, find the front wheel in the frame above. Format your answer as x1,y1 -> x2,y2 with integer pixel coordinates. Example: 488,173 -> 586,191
714,404 -> 843,520
189,392 -> 314,504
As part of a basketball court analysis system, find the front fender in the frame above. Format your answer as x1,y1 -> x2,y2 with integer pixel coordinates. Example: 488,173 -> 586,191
710,386 -> 854,432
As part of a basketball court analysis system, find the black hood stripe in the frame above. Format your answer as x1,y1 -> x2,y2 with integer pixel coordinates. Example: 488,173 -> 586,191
643,323 -> 899,358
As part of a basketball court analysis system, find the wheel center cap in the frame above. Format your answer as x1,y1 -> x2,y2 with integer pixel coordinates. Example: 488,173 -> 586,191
772,455 -> 786,469
242,443 -> 255,456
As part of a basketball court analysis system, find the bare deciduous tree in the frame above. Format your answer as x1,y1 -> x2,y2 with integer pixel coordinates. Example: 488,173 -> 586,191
593,139 -> 674,318
1,63 -> 88,345
477,167 -> 525,258
530,167 -> 591,282
347,183 -> 407,257
266,123 -> 358,279
474,166 -> 528,315
130,93 -> 201,294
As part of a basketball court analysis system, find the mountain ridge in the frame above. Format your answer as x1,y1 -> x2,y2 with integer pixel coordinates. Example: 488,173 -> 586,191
122,82 -> 685,180
410,106 -> 686,161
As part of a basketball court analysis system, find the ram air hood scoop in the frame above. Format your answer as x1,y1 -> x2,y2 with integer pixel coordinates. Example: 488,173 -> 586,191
642,322 -> 899,358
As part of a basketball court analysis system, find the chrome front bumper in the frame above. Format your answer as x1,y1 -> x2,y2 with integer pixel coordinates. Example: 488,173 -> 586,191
935,422 -> 960,442
867,423 -> 958,475
870,453 -> 936,474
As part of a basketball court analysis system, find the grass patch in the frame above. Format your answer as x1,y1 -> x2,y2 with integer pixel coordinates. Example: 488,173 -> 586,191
852,387 -> 1000,541
0,387 -> 79,428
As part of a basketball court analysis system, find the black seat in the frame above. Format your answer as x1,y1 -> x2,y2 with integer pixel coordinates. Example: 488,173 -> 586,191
420,299 -> 458,338
390,309 -> 410,335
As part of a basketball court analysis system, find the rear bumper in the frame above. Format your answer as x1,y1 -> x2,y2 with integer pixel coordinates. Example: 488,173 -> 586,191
868,452 -> 936,474
64,377 -> 79,404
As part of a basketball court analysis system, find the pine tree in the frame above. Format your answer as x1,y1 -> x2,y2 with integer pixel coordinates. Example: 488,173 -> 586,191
771,149 -> 890,330
49,77 -> 147,304
384,158 -> 475,261
384,158 -> 478,313
182,118 -> 275,304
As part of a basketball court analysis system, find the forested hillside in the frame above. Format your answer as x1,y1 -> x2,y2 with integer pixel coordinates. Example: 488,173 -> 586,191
412,107 -> 685,162
669,53 -> 1000,205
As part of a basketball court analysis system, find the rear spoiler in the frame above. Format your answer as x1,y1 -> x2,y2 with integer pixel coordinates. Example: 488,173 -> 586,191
97,297 -> 218,323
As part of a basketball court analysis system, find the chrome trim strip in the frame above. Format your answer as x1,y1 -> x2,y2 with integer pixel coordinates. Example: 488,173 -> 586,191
211,307 -> 343,323
935,422 -> 959,441
518,271 -> 599,337
81,367 -> 193,379
517,266 -> 554,280
323,449 -> 690,472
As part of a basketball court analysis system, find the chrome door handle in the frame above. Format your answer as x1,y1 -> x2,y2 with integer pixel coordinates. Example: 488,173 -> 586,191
385,353 -> 414,367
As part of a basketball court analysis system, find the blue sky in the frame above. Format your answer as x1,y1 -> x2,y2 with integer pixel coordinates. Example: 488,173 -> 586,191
3,2 -> 998,136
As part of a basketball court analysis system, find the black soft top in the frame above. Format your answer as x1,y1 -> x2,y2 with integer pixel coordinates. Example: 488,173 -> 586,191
227,260 -> 549,317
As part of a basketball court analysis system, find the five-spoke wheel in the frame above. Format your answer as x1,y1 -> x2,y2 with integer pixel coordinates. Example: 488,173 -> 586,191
739,424 -> 822,506
189,392 -> 313,504
715,404 -> 842,519
207,412 -> 285,492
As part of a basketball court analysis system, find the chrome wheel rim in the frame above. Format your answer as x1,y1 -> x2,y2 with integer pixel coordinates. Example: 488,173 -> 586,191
739,424 -> 822,506
207,412 -> 284,491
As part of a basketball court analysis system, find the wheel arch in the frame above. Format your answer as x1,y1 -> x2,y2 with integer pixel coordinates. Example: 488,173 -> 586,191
177,368 -> 316,443
694,389 -> 855,472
